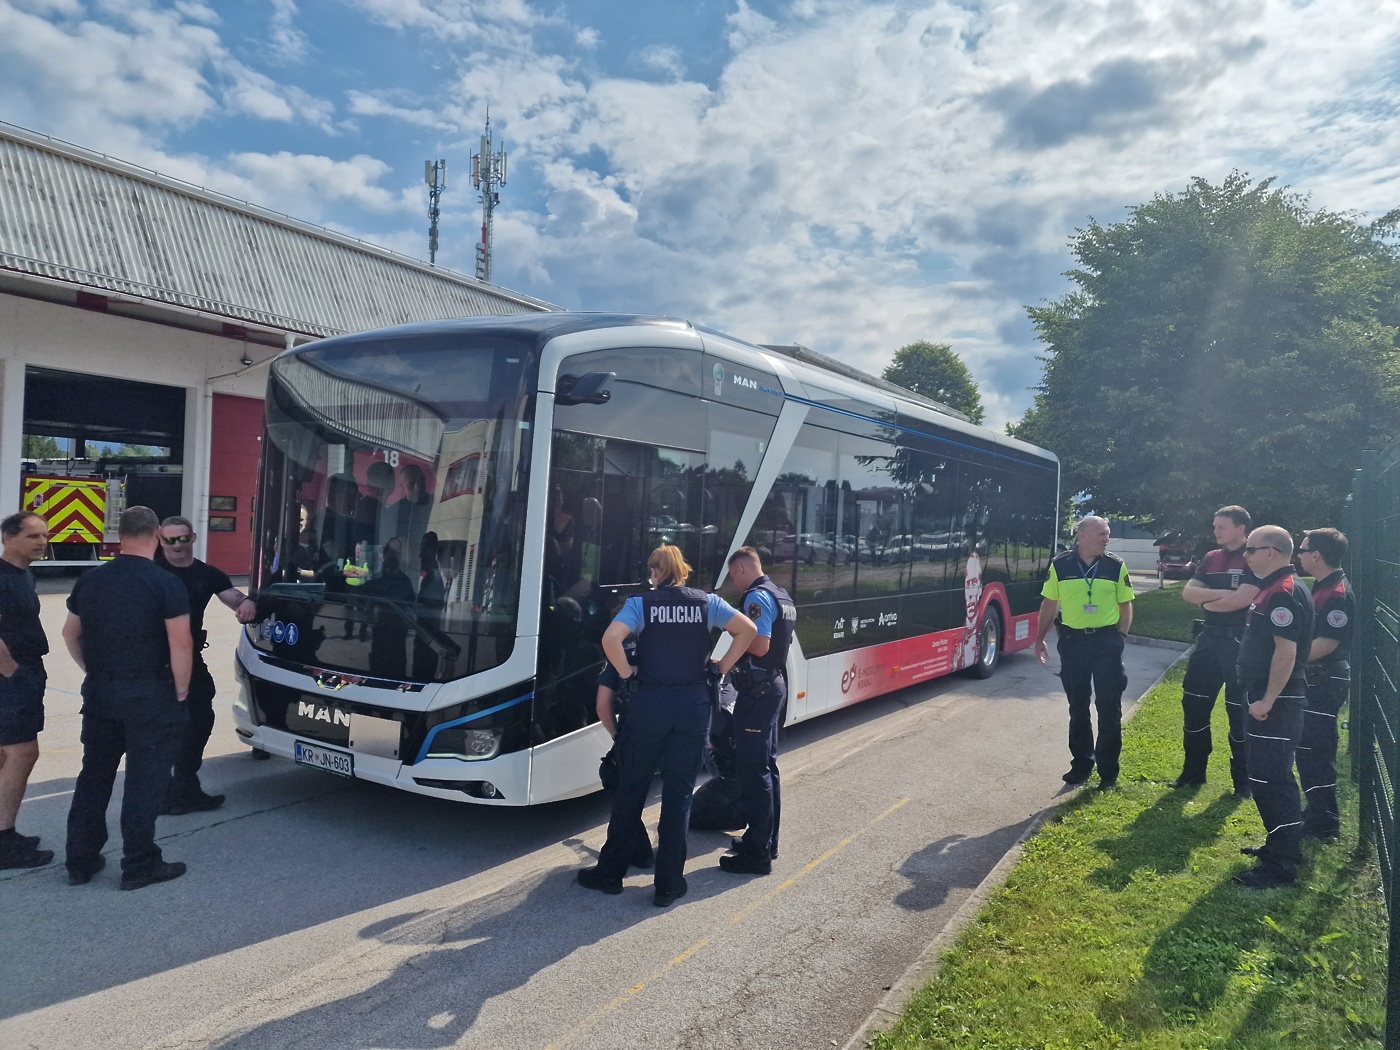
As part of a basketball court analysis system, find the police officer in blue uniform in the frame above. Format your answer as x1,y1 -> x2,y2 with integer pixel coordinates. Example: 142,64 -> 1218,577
1235,525 -> 1313,889
62,507 -> 194,890
577,545 -> 756,906
594,636 -> 654,869
1175,505 -> 1260,792
719,547 -> 795,875
1295,528 -> 1354,842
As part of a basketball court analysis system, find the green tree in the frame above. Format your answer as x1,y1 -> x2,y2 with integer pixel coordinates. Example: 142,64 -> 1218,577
1010,173 -> 1400,537
22,435 -> 62,458
882,341 -> 985,424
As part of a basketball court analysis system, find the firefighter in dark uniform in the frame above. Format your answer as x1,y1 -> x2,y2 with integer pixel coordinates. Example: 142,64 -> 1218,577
719,547 -> 796,876
1174,505 -> 1260,793
577,545 -> 756,906
156,515 -> 258,813
594,636 -> 654,869
1034,516 -> 1135,790
1235,525 -> 1313,889
62,506 -> 193,890
1295,528 -> 1354,842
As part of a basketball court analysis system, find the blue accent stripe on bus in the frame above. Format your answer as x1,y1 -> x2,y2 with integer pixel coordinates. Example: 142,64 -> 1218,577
415,692 -> 534,764
783,394 -> 1057,469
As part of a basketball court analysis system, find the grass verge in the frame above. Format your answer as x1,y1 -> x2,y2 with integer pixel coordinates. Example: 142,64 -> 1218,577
870,660 -> 1387,1050
1129,583 -> 1199,644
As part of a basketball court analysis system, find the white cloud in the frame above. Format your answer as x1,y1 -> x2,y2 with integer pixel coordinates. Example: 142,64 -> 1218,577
464,0 -> 1400,428
218,151 -> 420,217
267,0 -> 310,63
224,65 -> 334,128
7,0 -> 1400,432
635,44 -> 685,81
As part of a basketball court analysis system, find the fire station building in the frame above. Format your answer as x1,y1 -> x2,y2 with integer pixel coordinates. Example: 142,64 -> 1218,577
0,122 -> 553,574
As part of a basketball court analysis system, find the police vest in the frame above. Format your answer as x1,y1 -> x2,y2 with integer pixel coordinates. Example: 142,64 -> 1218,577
741,576 -> 796,674
1195,547 -> 1252,628
637,586 -> 713,685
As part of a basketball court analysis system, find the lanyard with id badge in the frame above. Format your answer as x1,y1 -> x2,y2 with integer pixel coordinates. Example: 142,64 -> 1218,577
1079,557 -> 1102,614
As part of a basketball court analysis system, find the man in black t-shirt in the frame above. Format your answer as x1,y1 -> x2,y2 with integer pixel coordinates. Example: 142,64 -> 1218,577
1234,526 -> 1313,890
157,515 -> 257,813
0,512 -> 53,869
63,506 -> 193,890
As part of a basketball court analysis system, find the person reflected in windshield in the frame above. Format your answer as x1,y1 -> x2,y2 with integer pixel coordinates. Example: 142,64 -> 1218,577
361,536 -> 415,679
412,532 -> 447,680
322,474 -> 370,561
394,464 -> 433,544
362,462 -> 396,547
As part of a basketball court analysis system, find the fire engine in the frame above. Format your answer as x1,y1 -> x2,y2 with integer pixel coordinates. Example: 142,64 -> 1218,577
22,471 -> 123,565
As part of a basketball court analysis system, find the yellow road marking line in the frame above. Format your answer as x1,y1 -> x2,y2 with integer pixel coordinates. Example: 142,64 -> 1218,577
545,795 -> 910,1050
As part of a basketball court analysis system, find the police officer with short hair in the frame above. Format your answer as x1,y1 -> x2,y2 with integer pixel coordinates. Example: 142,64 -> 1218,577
1235,525 -> 1313,889
1295,527 -> 1353,842
1174,505 -> 1260,792
577,545 -> 756,906
62,506 -> 193,890
1034,516 -> 1135,790
719,546 -> 795,876
156,515 -> 258,813
594,636 -> 654,870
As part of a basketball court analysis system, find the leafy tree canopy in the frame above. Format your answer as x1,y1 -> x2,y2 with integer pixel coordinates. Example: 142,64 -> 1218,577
22,435 -> 62,458
1010,173 -> 1400,542
882,341 -> 986,424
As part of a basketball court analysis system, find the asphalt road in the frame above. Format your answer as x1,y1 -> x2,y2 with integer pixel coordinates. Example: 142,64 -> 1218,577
1,581 -> 1181,1050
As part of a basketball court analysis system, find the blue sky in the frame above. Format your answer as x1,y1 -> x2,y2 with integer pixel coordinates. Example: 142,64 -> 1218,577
2,0 -> 1398,428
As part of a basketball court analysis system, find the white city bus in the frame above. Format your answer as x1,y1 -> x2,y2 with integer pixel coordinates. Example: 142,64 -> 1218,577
234,313 -> 1059,805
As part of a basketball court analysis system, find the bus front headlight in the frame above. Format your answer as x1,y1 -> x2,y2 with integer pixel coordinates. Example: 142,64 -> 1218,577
425,726 -> 502,761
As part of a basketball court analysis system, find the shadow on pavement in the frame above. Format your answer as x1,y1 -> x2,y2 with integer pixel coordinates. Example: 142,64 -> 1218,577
206,867 -> 654,1049
893,816 -> 1038,912
0,770 -> 618,1019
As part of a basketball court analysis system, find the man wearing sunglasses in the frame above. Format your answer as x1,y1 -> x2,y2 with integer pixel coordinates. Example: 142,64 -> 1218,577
1234,526 -> 1313,888
156,516 -> 258,814
1296,529 -> 1354,842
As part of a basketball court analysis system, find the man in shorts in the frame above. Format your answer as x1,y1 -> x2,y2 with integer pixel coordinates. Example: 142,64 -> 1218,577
0,512 -> 53,869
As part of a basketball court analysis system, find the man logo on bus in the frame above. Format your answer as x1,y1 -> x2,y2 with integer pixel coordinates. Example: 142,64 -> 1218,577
713,363 -> 725,397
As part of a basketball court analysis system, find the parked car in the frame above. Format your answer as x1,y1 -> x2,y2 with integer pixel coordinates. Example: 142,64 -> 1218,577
1156,542 -> 1195,579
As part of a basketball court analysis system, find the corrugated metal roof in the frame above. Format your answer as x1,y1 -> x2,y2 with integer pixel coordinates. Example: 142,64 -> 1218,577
0,122 -> 555,337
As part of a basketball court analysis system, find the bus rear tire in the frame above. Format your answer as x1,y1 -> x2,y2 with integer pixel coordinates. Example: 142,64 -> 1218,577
967,608 -> 1002,679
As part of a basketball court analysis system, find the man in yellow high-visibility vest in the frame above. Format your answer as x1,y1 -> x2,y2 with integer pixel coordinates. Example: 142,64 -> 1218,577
1035,516 -> 1135,790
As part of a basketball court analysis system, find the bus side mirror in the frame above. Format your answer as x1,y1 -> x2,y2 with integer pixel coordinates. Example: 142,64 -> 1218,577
556,372 -> 615,406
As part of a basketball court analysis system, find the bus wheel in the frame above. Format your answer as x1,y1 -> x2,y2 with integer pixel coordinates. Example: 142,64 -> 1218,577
967,608 -> 1002,679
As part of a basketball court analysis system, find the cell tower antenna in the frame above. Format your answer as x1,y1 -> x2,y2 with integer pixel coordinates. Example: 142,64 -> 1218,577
471,108 -> 508,283
424,157 -> 447,265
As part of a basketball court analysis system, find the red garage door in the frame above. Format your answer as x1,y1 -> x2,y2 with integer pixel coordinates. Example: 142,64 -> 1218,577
206,393 -> 264,577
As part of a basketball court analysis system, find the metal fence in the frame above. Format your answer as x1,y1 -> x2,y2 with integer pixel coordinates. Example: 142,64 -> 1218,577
1349,442 -> 1400,1049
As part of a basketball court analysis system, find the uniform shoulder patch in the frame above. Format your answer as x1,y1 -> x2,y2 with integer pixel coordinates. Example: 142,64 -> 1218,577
747,601 -> 762,620
1327,609 -> 1349,628
1270,606 -> 1294,628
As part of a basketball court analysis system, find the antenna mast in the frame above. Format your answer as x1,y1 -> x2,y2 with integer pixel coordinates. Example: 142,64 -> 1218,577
424,158 -> 447,265
471,110 -> 508,283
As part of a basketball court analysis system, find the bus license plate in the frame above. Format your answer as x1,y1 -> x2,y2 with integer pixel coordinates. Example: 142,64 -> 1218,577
294,740 -> 354,778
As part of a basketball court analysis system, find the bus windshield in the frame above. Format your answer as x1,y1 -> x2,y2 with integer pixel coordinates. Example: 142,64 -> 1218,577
250,330 -> 537,683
